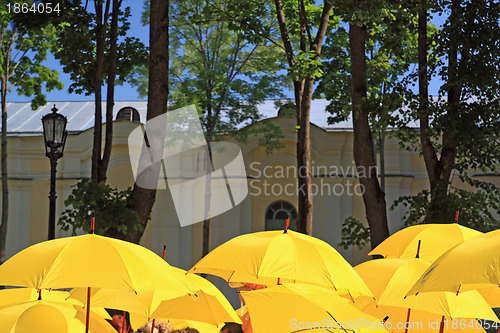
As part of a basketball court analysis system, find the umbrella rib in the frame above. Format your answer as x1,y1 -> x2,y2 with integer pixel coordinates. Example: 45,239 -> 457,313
326,311 -> 350,333
228,270 -> 235,282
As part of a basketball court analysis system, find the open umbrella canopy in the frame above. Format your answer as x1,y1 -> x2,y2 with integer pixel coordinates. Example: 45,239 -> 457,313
240,283 -> 386,333
0,300 -> 115,333
0,288 -> 75,306
0,234 -> 194,293
408,228 -> 500,295
152,290 -> 238,327
68,267 -> 240,329
69,288 -> 239,329
368,224 -> 482,262
189,230 -> 372,297
354,258 -> 498,321
0,288 -> 111,320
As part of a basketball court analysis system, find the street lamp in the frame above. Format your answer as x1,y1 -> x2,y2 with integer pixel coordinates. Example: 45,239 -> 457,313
42,105 -> 68,240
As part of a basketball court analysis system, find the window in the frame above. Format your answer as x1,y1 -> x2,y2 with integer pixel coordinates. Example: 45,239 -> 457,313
116,107 -> 140,122
265,201 -> 298,231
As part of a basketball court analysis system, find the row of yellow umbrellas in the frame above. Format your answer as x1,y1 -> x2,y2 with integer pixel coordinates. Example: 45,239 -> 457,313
1,220 -> 498,333
188,223 -> 500,333
0,232 -> 239,332
189,225 -> 383,332
358,223 -> 500,333
0,289 -> 113,332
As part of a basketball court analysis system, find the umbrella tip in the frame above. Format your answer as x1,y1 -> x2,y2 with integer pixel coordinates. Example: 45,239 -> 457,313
415,239 -> 421,258
91,213 -> 95,234
284,215 -> 290,234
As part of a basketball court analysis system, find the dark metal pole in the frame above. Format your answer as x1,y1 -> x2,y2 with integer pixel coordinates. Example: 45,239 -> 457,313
48,150 -> 58,240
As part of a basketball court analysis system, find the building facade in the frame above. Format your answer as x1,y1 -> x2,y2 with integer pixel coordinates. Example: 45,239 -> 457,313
3,100 -> 497,273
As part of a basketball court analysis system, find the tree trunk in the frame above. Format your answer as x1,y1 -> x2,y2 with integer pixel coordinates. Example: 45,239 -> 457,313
91,0 -> 111,182
201,141 -> 213,260
0,79 -> 8,264
99,0 -> 121,183
120,0 -> 169,243
420,0 -> 467,223
274,0 -> 331,235
349,22 -> 389,249
297,78 -> 313,235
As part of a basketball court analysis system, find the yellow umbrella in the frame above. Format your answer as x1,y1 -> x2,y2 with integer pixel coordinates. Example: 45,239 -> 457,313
189,229 -> 372,297
477,287 -> 500,308
0,234 -> 193,292
408,228 -> 500,295
0,288 -> 71,306
70,288 -> 239,329
69,268 -> 239,329
354,258 -> 498,321
368,224 -> 482,262
240,283 -> 387,333
0,233 -> 194,332
0,300 -> 115,333
0,288 -> 112,320
152,291 -> 238,326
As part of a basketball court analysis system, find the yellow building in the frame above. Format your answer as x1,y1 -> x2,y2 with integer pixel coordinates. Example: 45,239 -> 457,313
3,100 -> 498,276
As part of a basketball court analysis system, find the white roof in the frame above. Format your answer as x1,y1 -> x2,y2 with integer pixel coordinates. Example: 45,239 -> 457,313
4,99 -> 418,135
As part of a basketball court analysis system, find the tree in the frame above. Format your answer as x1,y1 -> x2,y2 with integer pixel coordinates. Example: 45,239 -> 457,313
0,3 -> 62,263
272,0 -> 333,235
120,0 -> 170,243
131,0 -> 285,254
317,1 -> 419,248
393,0 -> 500,230
348,5 -> 390,249
211,0 -> 335,235
172,0 -> 286,257
55,0 -> 147,183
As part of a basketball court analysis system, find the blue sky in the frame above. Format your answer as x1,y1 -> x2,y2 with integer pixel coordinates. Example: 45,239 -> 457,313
8,1 -> 443,103
7,0 -> 149,103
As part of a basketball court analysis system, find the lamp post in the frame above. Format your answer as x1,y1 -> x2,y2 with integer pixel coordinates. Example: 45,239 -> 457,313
42,105 -> 68,240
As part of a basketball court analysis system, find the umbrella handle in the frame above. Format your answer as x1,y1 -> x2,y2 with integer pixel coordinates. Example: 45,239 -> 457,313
85,287 -> 91,333
404,308 -> 411,333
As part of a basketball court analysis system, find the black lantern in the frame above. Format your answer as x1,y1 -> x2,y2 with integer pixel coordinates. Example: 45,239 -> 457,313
41,105 -> 68,240
42,105 -> 68,158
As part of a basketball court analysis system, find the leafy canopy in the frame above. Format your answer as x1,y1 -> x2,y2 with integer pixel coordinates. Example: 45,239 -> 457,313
1,1 -> 63,108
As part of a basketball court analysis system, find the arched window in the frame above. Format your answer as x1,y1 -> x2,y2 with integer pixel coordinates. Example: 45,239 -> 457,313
265,201 -> 298,231
116,107 -> 140,122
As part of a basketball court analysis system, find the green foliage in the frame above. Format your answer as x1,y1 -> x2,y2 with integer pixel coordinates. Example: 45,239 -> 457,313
53,0 -> 148,95
392,179 -> 500,232
288,50 -> 324,81
316,2 -> 419,128
0,1 -> 63,109
390,1 -> 500,230
134,0 -> 287,153
338,217 -> 370,250
58,180 -> 143,236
